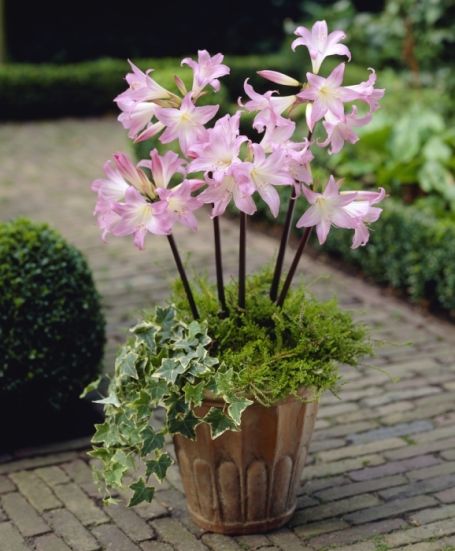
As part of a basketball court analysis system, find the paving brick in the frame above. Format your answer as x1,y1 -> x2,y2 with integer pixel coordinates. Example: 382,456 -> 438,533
344,495 -> 437,525
436,487 -> 455,503
309,438 -> 345,453
34,533 -> 72,551
307,518 -> 407,548
408,461 -> 455,480
267,529 -> 311,551
379,473 -> 455,500
0,452 -> 78,475
302,454 -> 384,480
296,495 -> 319,509
0,475 -> 15,494
317,437 -> 406,462
61,460 -> 94,484
410,504 -> 455,525
290,493 -> 380,525
92,524 -> 142,550
393,539 -> 455,551
152,517 -> 207,551
326,541 -> 377,551
34,466 -> 70,486
293,518 -> 349,539
9,470 -> 61,512
140,543 -> 174,551
234,534 -> 270,549
347,420 -> 434,444
53,482 -> 108,526
315,474 -> 407,502
348,454 -> 440,481
202,533 -> 243,551
384,437 -> 455,461
363,386 -> 441,407
44,509 -> 100,551
0,522 -> 29,551
317,402 -> 359,418
382,400 -> 455,426
134,499 -> 168,520
313,421 -> 378,441
384,518 -> 455,547
1,492 -> 49,537
413,424 -> 455,444
104,504 -> 155,542
300,475 -> 347,495
442,449 -> 455,461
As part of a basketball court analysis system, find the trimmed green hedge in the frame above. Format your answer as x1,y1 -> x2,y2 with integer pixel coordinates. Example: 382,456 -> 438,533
0,54 -> 301,120
253,191 -> 455,315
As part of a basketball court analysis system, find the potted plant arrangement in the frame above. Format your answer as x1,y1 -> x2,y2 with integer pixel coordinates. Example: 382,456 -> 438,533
86,20 -> 385,534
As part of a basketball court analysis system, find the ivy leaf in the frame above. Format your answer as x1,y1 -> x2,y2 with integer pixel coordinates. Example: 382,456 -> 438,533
145,453 -> 172,481
79,376 -> 102,399
149,380 -> 168,402
94,391 -> 121,407
131,322 -> 157,352
167,412 -> 200,439
115,349 -> 139,379
203,407 -> 238,439
141,426 -> 165,455
128,479 -> 155,507
183,380 -> 205,407
213,368 -> 235,397
228,398 -> 253,426
153,358 -> 186,384
92,422 -> 119,445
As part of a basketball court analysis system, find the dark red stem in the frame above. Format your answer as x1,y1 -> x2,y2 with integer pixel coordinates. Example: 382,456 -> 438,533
167,234 -> 199,320
213,216 -> 228,315
238,212 -> 246,309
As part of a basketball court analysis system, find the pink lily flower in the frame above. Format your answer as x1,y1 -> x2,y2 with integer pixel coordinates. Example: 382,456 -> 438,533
91,161 -> 130,240
157,180 -> 202,231
292,20 -> 351,74
188,112 -> 248,178
198,165 -> 256,217
155,93 -> 219,155
239,144 -> 294,217
113,152 -> 155,198
139,149 -> 187,188
257,70 -> 300,87
343,188 -> 385,248
319,107 -> 372,154
285,140 -> 314,187
182,50 -> 230,97
241,80 -> 296,132
111,187 -> 172,250
115,61 -> 172,104
259,118 -> 296,153
296,175 -> 358,244
343,69 -> 385,113
117,101 -> 164,142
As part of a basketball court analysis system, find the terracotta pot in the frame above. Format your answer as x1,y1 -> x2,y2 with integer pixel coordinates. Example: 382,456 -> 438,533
173,390 -> 318,535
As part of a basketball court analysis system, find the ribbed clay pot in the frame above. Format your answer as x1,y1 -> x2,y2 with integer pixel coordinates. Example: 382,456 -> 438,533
173,390 -> 318,535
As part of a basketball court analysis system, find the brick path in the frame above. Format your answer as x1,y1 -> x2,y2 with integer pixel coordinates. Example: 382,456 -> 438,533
1,118 -> 455,550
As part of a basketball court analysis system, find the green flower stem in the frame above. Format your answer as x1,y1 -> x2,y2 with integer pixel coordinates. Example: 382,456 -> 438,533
276,227 -> 312,308
238,212 -> 247,309
212,215 -> 228,316
166,234 -> 199,320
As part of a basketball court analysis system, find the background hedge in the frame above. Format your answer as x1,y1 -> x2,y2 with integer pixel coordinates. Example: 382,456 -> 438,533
0,54 -> 300,120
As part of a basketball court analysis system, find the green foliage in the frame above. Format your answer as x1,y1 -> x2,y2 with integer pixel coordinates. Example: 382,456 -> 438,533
87,305 -> 254,505
0,218 -> 105,409
88,274 -> 371,505
173,270 -> 372,405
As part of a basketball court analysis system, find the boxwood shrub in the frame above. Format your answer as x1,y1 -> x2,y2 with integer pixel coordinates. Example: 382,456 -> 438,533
0,218 -> 105,410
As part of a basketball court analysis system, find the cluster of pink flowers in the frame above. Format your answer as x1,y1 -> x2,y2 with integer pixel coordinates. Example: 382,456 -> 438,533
92,20 -> 385,251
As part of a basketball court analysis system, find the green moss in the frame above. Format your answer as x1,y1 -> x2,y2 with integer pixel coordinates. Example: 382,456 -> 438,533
172,269 -> 372,404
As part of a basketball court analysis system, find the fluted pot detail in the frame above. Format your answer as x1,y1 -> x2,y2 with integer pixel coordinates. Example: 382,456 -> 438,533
173,391 -> 318,534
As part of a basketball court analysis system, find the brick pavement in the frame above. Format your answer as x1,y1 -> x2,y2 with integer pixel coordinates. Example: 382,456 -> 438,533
1,118 -> 455,550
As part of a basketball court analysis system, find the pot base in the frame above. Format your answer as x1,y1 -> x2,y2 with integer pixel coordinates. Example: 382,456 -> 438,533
188,504 -> 296,535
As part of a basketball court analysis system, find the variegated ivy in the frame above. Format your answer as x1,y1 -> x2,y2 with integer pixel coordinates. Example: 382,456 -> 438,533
84,305 -> 252,506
